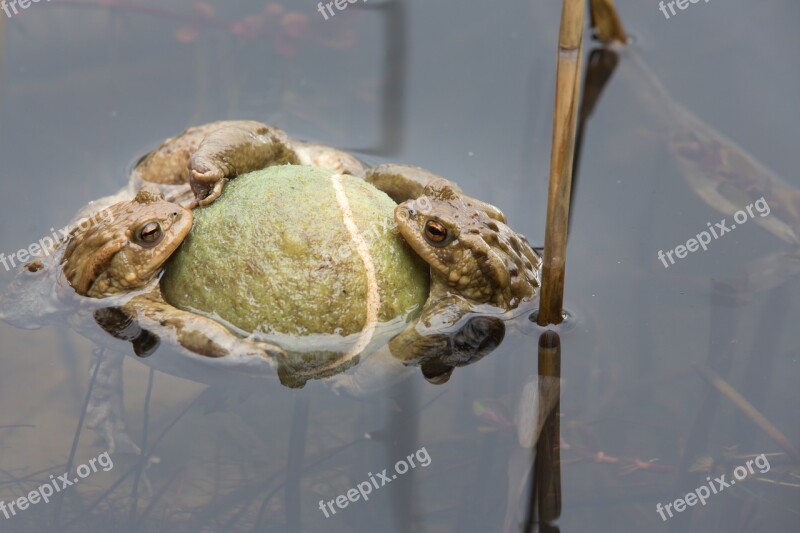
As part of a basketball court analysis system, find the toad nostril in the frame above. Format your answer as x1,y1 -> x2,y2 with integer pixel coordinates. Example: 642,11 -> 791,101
399,207 -> 416,220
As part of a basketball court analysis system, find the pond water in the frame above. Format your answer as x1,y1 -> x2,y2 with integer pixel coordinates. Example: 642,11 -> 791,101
0,0 -> 798,531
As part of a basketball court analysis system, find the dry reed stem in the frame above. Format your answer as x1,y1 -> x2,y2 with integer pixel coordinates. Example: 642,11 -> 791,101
588,0 -> 628,43
537,0 -> 585,326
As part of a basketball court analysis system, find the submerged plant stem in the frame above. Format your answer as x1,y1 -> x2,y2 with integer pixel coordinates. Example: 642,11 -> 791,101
696,364 -> 800,464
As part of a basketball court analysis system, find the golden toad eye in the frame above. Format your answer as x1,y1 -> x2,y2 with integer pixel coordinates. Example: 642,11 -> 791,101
137,221 -> 163,247
424,220 -> 448,245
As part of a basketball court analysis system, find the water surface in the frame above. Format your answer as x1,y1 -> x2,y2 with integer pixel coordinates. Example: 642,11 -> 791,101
0,1 -> 798,531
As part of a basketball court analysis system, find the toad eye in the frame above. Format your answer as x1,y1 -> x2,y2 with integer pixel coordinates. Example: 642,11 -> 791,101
423,220 -> 449,246
136,221 -> 163,247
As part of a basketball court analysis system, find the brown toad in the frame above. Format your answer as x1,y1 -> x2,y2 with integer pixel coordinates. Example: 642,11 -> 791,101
54,120 -> 540,374
62,185 -> 284,360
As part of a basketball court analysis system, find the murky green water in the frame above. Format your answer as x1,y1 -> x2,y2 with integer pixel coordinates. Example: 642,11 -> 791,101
0,1 -> 798,531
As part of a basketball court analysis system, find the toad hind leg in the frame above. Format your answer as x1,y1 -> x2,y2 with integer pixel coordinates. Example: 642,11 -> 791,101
133,121 -> 238,186
364,164 -> 507,222
364,164 -> 455,203
189,121 -> 302,205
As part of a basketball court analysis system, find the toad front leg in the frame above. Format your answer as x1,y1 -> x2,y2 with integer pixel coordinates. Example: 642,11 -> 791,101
95,291 -> 285,361
134,121 -> 233,187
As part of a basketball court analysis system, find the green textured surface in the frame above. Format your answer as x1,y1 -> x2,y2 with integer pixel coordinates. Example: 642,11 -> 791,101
161,165 -> 429,336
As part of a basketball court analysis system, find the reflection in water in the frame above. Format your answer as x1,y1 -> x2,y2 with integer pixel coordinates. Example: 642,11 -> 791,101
0,6 -> 540,521
620,47 -> 800,248
285,394 -> 310,531
571,47 -> 619,229
529,331 -> 562,530
349,0 -> 407,156
500,329 -> 563,532
612,49 -> 800,529
0,11 -> 5,97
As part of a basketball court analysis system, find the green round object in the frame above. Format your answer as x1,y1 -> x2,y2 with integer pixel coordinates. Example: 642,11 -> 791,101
161,165 -> 429,339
